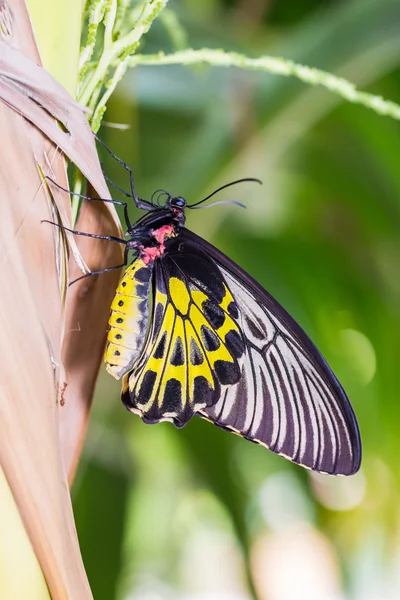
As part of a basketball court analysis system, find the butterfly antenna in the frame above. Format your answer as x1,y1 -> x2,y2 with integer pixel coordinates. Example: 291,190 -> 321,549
151,189 -> 171,207
187,178 -> 262,208
191,199 -> 247,210
44,176 -> 133,229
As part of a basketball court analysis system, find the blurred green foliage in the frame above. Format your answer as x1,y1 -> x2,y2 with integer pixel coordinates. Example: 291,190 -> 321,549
72,0 -> 400,598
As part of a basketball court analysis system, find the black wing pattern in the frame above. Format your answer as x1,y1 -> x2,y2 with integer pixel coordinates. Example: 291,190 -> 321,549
178,229 -> 361,475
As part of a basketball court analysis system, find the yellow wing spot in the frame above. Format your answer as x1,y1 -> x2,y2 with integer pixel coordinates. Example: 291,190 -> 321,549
131,303 -> 176,410
115,261 -> 145,296
169,277 -> 191,315
105,344 -> 138,368
155,289 -> 168,308
110,293 -> 133,314
121,372 -> 129,395
161,299 -> 175,333
216,313 -> 240,342
190,285 -> 240,347
106,330 -> 140,349
191,289 -> 208,307
157,315 -> 187,413
189,304 -> 234,365
108,311 -> 143,333
184,319 -> 214,398
219,284 -> 236,313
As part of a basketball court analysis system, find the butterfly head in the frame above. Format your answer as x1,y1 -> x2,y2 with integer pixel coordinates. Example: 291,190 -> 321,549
168,196 -> 187,210
151,189 -> 186,212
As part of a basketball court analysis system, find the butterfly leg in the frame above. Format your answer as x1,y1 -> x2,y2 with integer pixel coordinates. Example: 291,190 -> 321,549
69,263 -> 126,285
45,176 -> 133,230
41,219 -> 127,245
95,135 -> 154,211
69,246 -> 132,285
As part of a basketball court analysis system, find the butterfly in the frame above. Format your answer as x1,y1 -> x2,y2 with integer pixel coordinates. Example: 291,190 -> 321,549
46,154 -> 361,476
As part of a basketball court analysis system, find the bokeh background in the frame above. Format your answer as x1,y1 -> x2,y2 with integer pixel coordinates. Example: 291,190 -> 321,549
72,0 -> 400,598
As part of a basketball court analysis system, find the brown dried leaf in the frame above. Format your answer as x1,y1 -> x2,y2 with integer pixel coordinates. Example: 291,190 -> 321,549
0,89 -> 93,600
0,1 -> 124,596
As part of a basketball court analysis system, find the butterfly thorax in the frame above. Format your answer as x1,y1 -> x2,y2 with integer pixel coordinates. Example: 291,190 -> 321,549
126,206 -> 185,264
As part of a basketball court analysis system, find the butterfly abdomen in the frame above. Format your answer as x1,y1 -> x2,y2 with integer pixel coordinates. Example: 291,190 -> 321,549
105,259 -> 153,379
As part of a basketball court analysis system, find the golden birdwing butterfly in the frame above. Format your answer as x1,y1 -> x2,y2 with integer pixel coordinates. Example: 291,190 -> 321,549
45,151 -> 361,476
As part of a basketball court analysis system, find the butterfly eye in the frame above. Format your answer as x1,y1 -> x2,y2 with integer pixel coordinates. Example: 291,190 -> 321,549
171,196 -> 186,208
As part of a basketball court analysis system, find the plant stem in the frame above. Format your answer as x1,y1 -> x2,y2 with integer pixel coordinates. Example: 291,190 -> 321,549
127,48 -> 400,122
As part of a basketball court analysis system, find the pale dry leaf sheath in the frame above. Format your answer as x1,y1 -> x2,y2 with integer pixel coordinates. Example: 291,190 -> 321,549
0,81 -> 93,600
0,0 -> 123,597
0,27 -> 124,480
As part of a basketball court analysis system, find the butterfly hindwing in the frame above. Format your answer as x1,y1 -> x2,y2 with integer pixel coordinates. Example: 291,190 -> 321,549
174,230 -> 361,475
121,245 -> 245,426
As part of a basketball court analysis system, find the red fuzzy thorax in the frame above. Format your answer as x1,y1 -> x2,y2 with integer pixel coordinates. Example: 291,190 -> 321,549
153,225 -> 174,244
139,224 -> 176,264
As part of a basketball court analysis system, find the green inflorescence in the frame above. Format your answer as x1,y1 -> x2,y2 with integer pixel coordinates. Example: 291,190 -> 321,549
79,0 -> 170,130
79,0 -> 400,135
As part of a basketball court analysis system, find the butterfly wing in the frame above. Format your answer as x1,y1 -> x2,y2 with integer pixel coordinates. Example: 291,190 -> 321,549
122,228 -> 361,475
121,240 -> 246,426
179,229 -> 361,475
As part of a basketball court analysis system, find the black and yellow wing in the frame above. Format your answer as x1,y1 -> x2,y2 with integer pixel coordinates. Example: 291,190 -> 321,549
121,240 -> 245,425
122,229 -> 361,475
